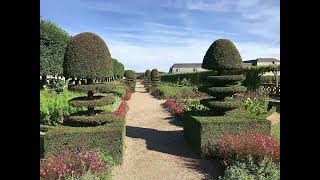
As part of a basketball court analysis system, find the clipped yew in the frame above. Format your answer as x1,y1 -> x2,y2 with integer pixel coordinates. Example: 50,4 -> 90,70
63,32 -> 112,82
200,39 -> 247,115
125,70 -> 136,92
151,69 -> 160,87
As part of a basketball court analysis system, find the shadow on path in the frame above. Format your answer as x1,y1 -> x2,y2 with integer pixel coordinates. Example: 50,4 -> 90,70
126,126 -> 223,179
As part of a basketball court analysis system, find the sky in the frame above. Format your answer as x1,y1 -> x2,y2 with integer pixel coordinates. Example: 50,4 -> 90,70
40,0 -> 280,72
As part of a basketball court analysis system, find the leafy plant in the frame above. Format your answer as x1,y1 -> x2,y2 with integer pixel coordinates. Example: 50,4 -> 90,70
40,90 -> 85,125
217,131 -> 280,164
45,79 -> 67,93
40,148 -> 108,180
179,78 -> 191,86
181,99 -> 208,112
221,156 -> 280,180
243,97 -> 268,116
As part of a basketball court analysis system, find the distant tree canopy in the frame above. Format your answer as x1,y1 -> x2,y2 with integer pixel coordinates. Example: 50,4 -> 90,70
112,58 -> 125,77
40,18 -> 71,76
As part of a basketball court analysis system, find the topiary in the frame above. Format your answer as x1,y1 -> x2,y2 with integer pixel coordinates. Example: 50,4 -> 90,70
151,69 -> 160,87
202,39 -> 242,73
124,70 -> 136,92
63,32 -> 112,82
144,70 -> 151,87
199,39 -> 246,115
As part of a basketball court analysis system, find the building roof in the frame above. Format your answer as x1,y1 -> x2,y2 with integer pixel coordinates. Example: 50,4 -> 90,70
243,58 -> 280,63
171,63 -> 202,68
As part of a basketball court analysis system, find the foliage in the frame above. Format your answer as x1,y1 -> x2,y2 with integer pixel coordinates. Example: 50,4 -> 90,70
241,65 -> 280,91
112,58 -> 125,77
145,70 -> 151,79
183,109 -> 271,157
160,71 -> 217,86
63,111 -> 121,127
123,91 -> 132,101
202,39 -> 242,71
40,148 -> 108,180
63,32 -> 112,79
113,101 -> 129,116
180,99 -> 209,112
272,123 -> 280,141
45,79 -> 67,93
243,97 -> 269,116
163,99 -> 183,118
69,84 -> 129,98
124,70 -> 135,79
221,157 -> 280,180
149,83 -> 201,100
40,116 -> 126,165
40,19 -> 71,76
40,90 -> 85,125
179,78 -> 192,86
217,131 -> 280,164
68,95 -> 116,108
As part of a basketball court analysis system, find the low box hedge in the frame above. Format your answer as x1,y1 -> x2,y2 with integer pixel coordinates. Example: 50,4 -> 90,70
40,116 -> 126,165
183,109 -> 271,157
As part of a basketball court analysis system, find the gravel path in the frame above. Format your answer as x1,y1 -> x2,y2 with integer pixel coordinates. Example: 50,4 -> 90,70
111,81 -> 220,180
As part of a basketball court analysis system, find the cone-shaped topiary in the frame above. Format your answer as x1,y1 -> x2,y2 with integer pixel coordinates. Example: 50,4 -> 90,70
125,70 -> 136,92
200,39 -> 246,115
202,39 -> 242,73
63,32 -> 112,82
151,69 -> 160,87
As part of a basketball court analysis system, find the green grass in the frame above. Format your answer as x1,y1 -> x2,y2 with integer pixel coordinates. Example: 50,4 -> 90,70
272,122 -> 280,141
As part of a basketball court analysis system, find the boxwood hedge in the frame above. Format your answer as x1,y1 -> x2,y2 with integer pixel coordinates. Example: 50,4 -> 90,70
183,109 -> 271,157
160,71 -> 217,85
40,115 -> 126,165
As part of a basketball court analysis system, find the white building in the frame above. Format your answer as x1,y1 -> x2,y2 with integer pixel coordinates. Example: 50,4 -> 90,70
169,63 -> 209,74
242,58 -> 280,76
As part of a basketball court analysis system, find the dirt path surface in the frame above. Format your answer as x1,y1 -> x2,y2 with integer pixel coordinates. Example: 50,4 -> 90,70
111,81 -> 220,180
267,112 -> 280,125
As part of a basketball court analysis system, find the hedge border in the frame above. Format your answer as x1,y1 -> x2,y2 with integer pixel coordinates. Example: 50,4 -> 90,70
40,115 -> 126,165
183,110 -> 271,157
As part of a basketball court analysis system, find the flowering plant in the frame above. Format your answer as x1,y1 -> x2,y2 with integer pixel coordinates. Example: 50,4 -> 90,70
113,101 -> 128,116
163,99 -> 184,118
217,131 -> 280,165
123,91 -> 132,101
40,149 -> 108,180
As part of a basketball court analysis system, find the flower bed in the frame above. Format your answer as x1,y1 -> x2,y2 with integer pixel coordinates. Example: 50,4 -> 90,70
123,91 -> 132,101
40,148 -> 110,180
113,101 -> 129,116
163,99 -> 183,118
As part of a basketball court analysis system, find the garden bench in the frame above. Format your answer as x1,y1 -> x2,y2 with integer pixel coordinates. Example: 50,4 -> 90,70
267,99 -> 280,112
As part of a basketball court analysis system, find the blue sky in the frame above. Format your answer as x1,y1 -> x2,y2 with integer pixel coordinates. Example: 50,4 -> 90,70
41,0 -> 280,72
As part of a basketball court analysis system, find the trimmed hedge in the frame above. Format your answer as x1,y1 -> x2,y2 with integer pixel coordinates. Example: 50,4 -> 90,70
206,75 -> 245,85
160,71 -> 217,85
69,84 -> 129,98
40,115 -> 126,165
68,95 -> 115,108
63,32 -> 112,79
112,58 -> 125,78
183,110 -> 271,157
64,111 -> 121,127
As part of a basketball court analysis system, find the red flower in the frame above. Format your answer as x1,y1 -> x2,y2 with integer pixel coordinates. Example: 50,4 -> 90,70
124,91 -> 132,101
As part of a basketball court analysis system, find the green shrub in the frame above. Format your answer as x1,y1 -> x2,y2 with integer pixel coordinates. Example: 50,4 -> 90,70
145,70 -> 151,79
183,109 -> 271,157
68,95 -> 115,108
151,69 -> 160,86
222,157 -> 280,180
150,83 -> 201,100
64,111 -> 122,127
45,79 -> 67,93
112,58 -> 125,78
69,84 -> 129,98
180,78 -> 192,86
202,39 -> 242,71
124,70 -> 135,79
160,71 -> 217,85
63,32 -> 112,80
40,90 -> 85,125
272,123 -> 280,141
40,116 -> 126,165
40,19 -> 71,76
243,97 -> 269,116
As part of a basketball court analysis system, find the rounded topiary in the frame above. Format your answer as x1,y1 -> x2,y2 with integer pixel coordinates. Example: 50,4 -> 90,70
151,69 -> 160,86
63,32 -> 112,81
145,70 -> 151,79
200,39 -> 246,115
124,70 -> 136,92
202,39 -> 242,72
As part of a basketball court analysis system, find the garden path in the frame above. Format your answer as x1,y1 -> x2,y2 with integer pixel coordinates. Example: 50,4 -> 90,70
112,81 -> 221,180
